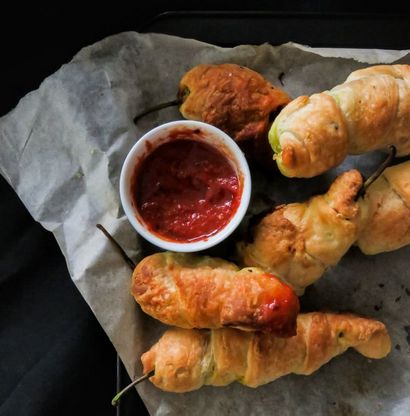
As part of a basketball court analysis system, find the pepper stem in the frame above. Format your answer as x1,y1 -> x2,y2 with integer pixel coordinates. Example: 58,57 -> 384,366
134,99 -> 181,123
96,224 -> 136,270
356,145 -> 397,200
111,371 -> 154,407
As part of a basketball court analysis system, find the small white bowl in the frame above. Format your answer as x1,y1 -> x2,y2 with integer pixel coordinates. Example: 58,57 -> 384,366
120,120 -> 251,252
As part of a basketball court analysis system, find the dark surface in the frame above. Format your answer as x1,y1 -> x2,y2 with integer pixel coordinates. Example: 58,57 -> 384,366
1,4 -> 410,416
0,178 -> 119,415
144,11 -> 410,49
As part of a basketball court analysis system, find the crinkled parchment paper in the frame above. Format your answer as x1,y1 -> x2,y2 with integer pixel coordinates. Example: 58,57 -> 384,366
1,32 -> 410,416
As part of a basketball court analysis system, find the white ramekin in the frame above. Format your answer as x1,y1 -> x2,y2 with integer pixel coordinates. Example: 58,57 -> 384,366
120,120 -> 251,252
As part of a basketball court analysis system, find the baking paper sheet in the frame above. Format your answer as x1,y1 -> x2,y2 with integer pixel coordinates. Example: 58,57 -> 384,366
1,32 -> 410,415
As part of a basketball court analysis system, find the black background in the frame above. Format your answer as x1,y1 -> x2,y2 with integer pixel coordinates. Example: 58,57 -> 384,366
1,3 -> 410,416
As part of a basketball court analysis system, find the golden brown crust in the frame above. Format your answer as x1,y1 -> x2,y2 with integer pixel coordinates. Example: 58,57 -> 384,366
141,312 -> 391,392
141,328 -> 209,393
238,170 -> 363,293
240,160 -> 410,284
346,65 -> 410,156
271,64 -> 410,177
178,63 -> 291,143
331,74 -> 399,153
326,169 -> 363,217
238,204 -> 326,294
383,160 -> 410,208
208,328 -> 251,386
357,161 -> 410,254
346,64 -> 410,82
272,93 -> 349,178
132,252 -> 299,336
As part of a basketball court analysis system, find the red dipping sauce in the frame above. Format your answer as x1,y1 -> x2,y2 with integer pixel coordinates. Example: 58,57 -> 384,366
132,139 -> 241,242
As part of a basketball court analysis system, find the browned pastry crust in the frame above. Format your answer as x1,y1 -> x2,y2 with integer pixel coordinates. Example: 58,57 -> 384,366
273,93 -> 349,178
132,252 -> 299,336
357,160 -> 410,254
271,64 -> 410,177
239,160 -> 410,290
238,170 -> 365,293
178,63 -> 291,143
345,65 -> 410,156
141,312 -> 391,392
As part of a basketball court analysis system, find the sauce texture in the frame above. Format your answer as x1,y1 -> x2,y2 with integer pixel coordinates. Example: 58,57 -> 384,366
133,139 -> 241,242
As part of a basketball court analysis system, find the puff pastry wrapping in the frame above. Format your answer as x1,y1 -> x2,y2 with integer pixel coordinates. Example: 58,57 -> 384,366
238,169 -> 365,294
141,312 -> 391,392
132,252 -> 299,336
178,64 -> 291,143
357,160 -> 410,254
270,64 -> 410,177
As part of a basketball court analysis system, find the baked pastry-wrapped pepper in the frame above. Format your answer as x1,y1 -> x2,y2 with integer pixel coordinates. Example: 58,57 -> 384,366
141,312 -> 391,392
270,64 -> 410,177
239,159 -> 410,293
132,252 -> 299,336
238,170 -> 366,294
178,63 -> 291,143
